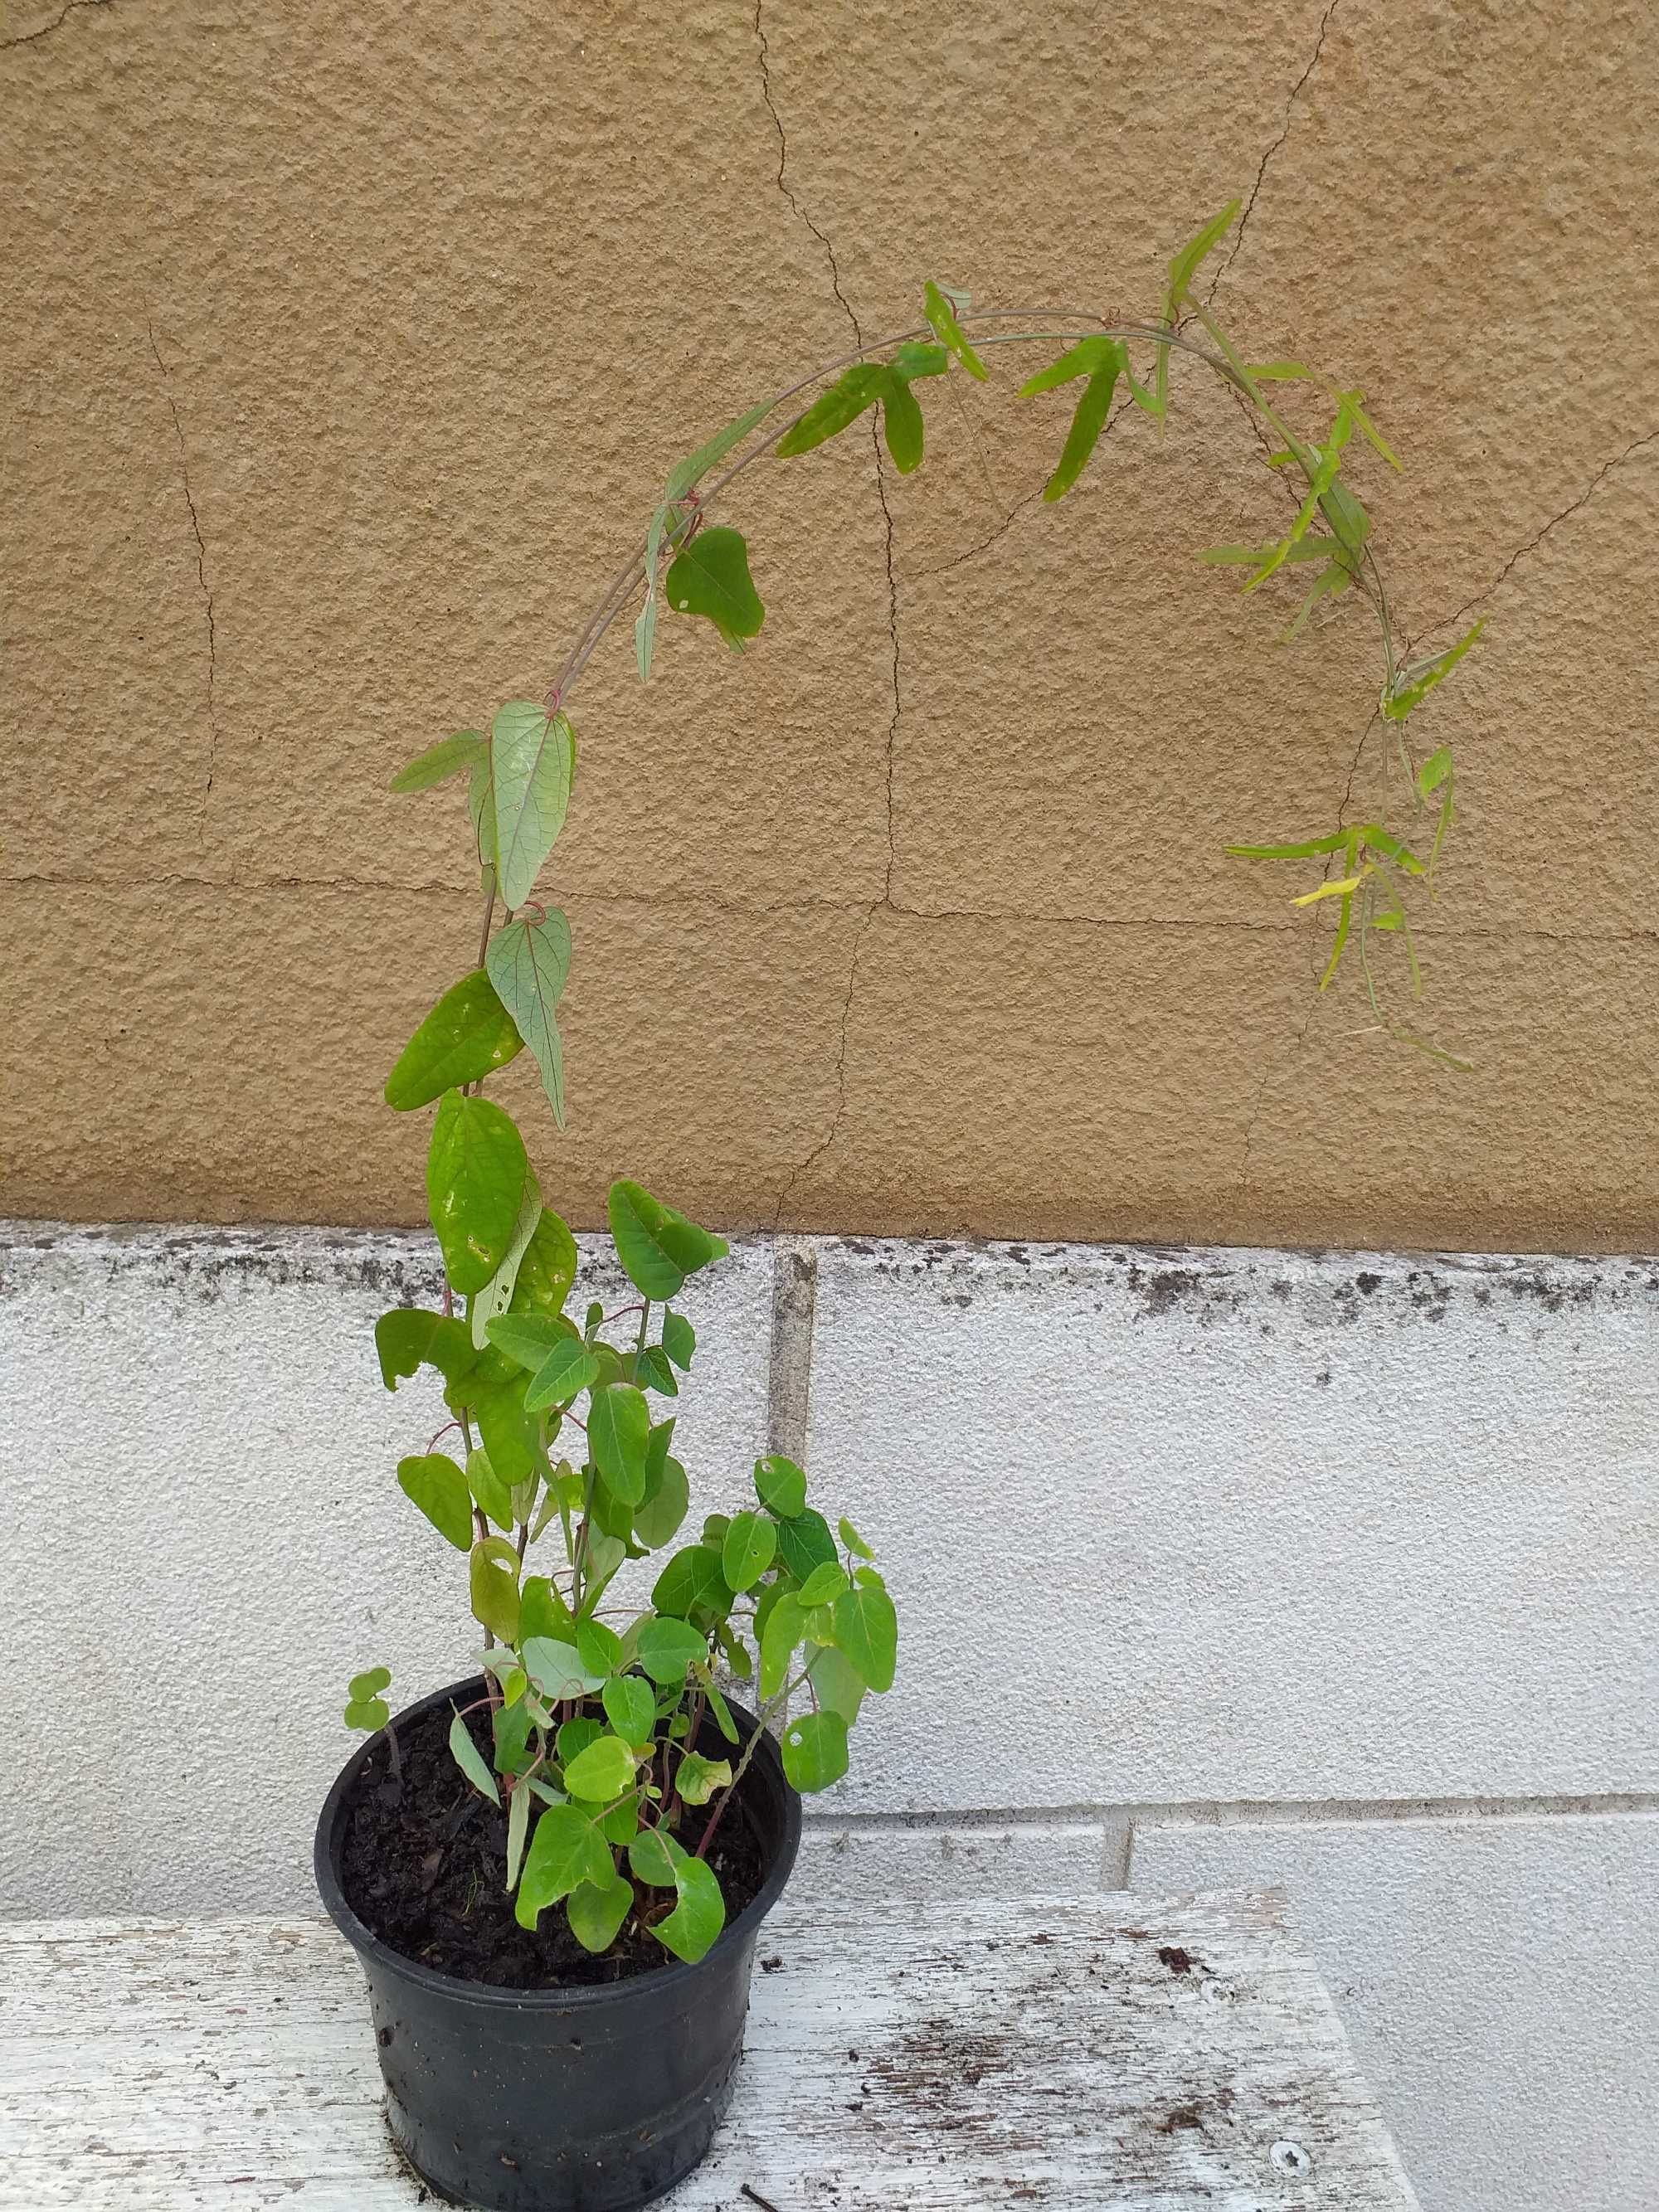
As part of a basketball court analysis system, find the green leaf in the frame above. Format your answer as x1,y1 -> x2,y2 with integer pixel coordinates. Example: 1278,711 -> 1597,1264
485,1311 -> 567,1371
776,363 -> 888,458
469,1536 -> 522,1643
654,1844 -> 726,1964
577,1617 -> 624,1675
589,1383 -> 651,1506
486,912 -> 573,1130
520,1575 -> 576,1643
633,1344 -> 679,1398
567,1869 -> 633,1953
674,1752 -> 732,1806
563,1733 -> 638,1803
635,1616 -> 708,1686
652,1543 -> 732,1622
1418,746 -> 1454,798
447,1709 -> 500,1805
635,1449 -> 690,1549
397,1453 -> 474,1551
774,1507 -> 837,1584
1019,337 -> 1124,503
664,401 -> 773,503
607,1180 -> 729,1300
467,749 -> 497,870
374,1308 -> 475,1393
390,730 -> 485,795
601,1675 -> 656,1747
838,1515 -> 874,1561
426,1091 -> 529,1297
385,968 -> 524,1111
1165,199 -> 1240,306
833,1570 -> 898,1692
665,526 -> 766,650
515,1803 -> 612,1929
1225,829 -> 1350,861
781,1709 -> 850,1792
524,1334 -> 601,1412
557,1715 -> 603,1767
509,1208 -> 579,1318
776,349 -> 947,471
760,1592 -> 805,1700
806,1643 -> 868,1726
721,1510 -> 778,1594
343,1695 -> 390,1731
923,280 -> 987,380
493,1697 -> 535,1776
661,1312 -> 696,1371
753,1451 -> 808,1519
1384,619 -> 1486,722
465,1445 -> 514,1532
468,1171 -> 544,1351
504,1777 -> 531,1889
490,701 -> 577,909
628,1828 -> 678,1888
878,372 -> 927,474
797,1560 -> 849,1607
523,1636 -> 605,1702
348,1665 -> 392,1701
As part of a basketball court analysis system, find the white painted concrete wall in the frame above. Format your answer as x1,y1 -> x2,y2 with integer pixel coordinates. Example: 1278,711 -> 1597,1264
2,1223 -> 1654,2212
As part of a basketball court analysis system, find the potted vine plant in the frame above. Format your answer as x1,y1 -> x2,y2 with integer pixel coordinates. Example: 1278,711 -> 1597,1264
314,201 -> 1481,2212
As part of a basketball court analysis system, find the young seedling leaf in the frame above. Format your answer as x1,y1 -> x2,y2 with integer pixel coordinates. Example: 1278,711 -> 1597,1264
397,1453 -> 474,1551
664,525 -> 765,650
1165,199 -> 1241,306
486,911 -> 574,1129
348,1665 -> 392,1701
781,1710 -> 850,1792
837,1514 -> 875,1561
385,968 -> 523,1111
923,280 -> 987,379
343,1695 -> 390,1731
489,701 -> 577,909
390,731 -> 486,795
447,1709 -> 500,1805
426,1091 -> 529,1296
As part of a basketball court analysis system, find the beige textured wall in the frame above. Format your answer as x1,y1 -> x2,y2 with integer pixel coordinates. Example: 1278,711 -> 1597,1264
3,0 -> 1656,1251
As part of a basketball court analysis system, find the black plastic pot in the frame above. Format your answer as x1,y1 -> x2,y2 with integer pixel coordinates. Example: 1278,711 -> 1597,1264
315,1674 -> 801,2212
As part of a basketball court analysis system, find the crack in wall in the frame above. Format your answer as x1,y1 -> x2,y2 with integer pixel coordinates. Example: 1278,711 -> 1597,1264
147,323 -> 218,804
0,0 -> 110,49
1421,424 -> 1659,649
771,900 -> 879,1227
1208,0 -> 1342,301
753,0 -> 862,348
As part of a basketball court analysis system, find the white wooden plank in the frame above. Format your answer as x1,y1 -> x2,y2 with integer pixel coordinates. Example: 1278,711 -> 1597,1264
0,1894 -> 1421,2210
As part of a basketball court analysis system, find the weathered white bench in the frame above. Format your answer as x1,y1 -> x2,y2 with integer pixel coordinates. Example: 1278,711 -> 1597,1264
0,1892 -> 1419,2210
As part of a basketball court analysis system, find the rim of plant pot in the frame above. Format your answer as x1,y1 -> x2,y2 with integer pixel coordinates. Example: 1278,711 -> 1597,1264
315,1670 -> 802,2010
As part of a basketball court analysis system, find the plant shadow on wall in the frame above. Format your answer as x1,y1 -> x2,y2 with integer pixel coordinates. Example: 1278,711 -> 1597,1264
315,203 -> 1482,2212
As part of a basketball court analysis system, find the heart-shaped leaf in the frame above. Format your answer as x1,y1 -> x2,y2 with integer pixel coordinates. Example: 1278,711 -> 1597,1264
567,1869 -> 633,1953
515,1804 -> 611,1929
664,526 -> 765,650
385,967 -> 524,1111
489,701 -> 576,908
426,1092 -> 528,1296
781,1710 -> 849,1792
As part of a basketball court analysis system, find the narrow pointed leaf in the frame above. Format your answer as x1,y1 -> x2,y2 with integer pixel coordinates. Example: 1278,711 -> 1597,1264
923,280 -> 987,379
486,912 -> 573,1129
448,1709 -> 500,1805
390,731 -> 484,794
664,401 -> 773,503
1165,199 -> 1240,304
469,1171 -> 543,1349
1384,619 -> 1486,722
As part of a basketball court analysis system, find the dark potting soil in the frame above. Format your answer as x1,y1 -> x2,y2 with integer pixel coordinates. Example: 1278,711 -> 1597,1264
338,1698 -> 769,1991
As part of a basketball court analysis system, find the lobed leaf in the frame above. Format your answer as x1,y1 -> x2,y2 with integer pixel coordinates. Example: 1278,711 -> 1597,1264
665,526 -> 766,650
